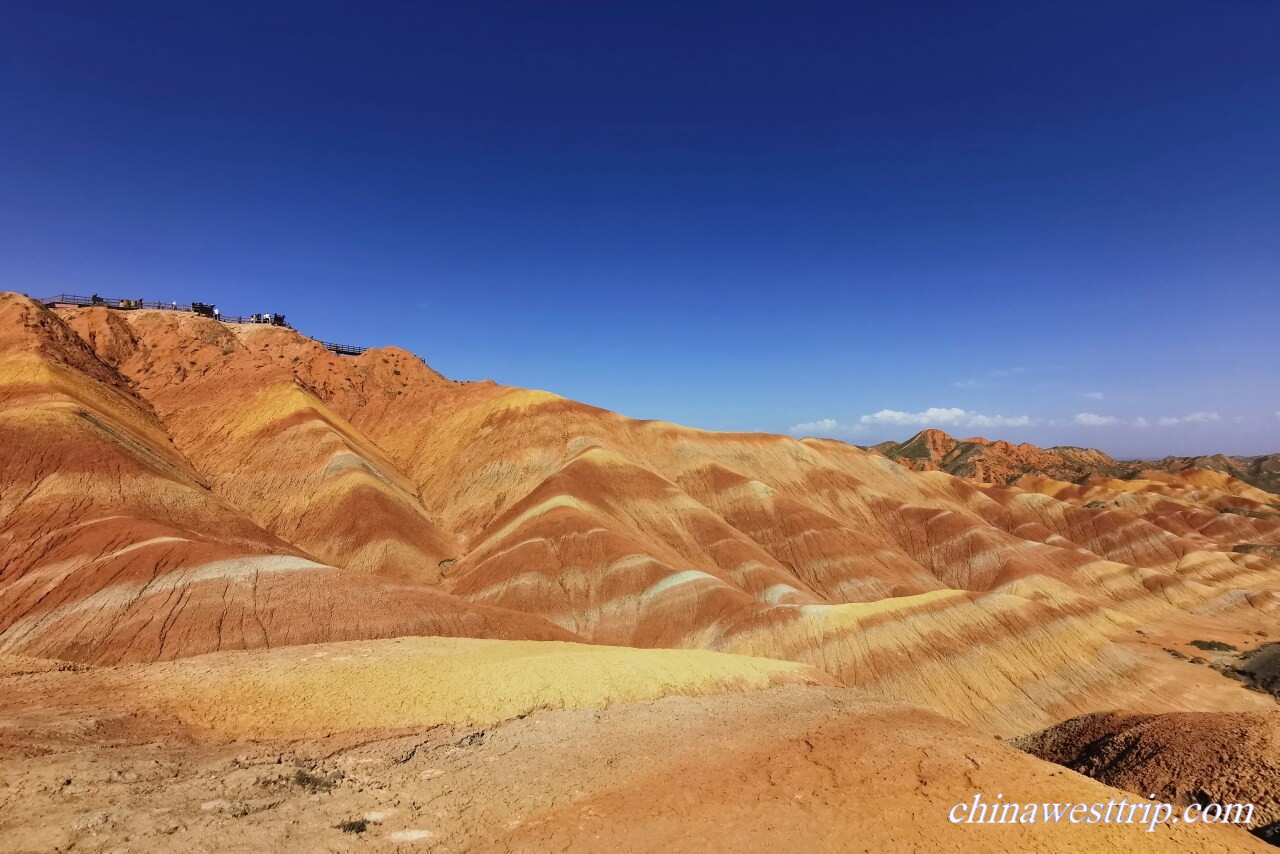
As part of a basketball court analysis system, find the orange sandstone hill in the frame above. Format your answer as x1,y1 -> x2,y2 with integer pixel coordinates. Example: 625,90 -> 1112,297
871,428 -> 1124,484
3,291 -> 1280,851
3,291 -> 1279,737
1140,453 -> 1280,497
871,428 -> 1280,496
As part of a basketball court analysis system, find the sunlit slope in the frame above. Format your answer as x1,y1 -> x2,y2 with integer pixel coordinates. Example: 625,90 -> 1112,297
39,636 -> 832,739
61,306 -> 462,581
318,353 -> 1277,731
0,652 -> 1264,852
0,294 -> 574,664
5,293 -> 1275,732
1017,472 -> 1280,547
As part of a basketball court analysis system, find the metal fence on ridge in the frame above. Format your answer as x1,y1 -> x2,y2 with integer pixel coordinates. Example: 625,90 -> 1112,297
37,293 -> 370,356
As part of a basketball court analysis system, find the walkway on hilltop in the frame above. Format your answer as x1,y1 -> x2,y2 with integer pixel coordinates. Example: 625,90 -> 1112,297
37,292 -> 371,357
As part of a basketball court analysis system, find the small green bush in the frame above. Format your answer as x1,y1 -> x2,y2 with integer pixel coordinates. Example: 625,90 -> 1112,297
1189,639 -> 1237,652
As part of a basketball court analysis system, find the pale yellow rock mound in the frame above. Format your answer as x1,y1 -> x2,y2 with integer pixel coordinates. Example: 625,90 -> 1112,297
124,636 -> 833,739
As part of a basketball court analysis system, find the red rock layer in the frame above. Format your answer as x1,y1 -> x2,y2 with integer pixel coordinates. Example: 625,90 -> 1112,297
2,293 -> 1277,733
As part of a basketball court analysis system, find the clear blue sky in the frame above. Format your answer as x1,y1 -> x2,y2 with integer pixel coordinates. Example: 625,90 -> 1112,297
2,1 -> 1277,457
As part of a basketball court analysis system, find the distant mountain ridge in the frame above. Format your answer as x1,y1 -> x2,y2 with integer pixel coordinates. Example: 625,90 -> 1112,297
1142,452 -> 1280,496
869,428 -> 1280,495
866,428 -> 1130,485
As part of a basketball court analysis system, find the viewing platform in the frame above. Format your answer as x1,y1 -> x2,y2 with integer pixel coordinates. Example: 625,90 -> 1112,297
38,293 -> 370,357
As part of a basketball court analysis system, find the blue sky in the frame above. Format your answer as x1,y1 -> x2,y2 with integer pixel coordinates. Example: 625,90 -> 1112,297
1,1 -> 1277,457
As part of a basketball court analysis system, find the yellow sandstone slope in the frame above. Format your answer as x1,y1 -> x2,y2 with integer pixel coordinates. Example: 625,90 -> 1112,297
0,643 -> 1266,852
2,292 -> 1277,737
113,636 -> 832,739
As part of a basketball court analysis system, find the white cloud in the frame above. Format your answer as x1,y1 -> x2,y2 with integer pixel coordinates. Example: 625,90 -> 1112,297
859,408 -> 1031,429
951,367 -> 1027,389
1071,411 -> 1223,428
969,413 -> 1032,427
1184,411 -> 1221,423
1079,391 -> 1105,400
791,417 -> 838,433
793,406 -> 1034,437
861,407 -> 967,426
1157,411 -> 1221,426
788,418 -> 866,437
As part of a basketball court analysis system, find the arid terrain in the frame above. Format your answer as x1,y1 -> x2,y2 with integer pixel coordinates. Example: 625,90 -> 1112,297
2,291 -> 1278,851
869,429 -> 1280,494
1017,706 -> 1280,845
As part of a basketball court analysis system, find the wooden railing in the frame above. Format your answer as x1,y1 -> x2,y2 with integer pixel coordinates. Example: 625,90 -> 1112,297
41,294 -> 195,312
317,341 -> 368,356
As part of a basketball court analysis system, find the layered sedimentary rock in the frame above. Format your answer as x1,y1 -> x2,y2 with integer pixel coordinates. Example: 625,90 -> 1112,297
869,428 -> 1131,484
0,295 -> 573,665
3,292 -> 1278,736
1141,453 -> 1280,496
871,427 -> 1280,496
